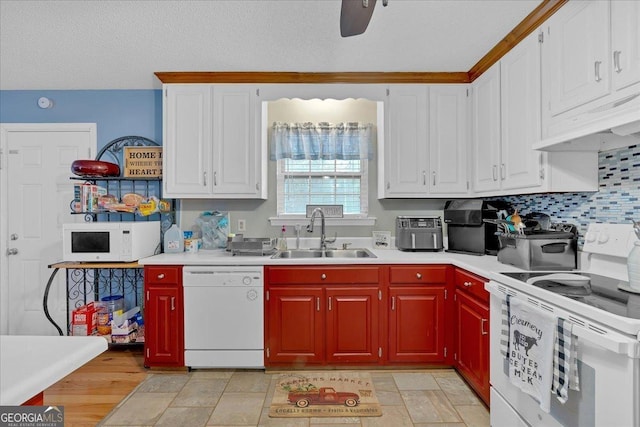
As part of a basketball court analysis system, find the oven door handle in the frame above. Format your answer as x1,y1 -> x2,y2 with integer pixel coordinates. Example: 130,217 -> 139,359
572,326 -> 639,357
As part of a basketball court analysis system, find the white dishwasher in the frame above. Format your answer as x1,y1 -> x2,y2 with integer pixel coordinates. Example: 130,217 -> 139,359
183,266 -> 264,368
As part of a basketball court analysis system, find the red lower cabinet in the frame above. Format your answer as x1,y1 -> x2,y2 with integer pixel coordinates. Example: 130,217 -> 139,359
265,266 -> 382,366
265,286 -> 324,364
264,264 -> 490,392
388,286 -> 446,363
325,287 -> 380,364
144,265 -> 184,367
387,265 -> 450,364
454,269 -> 490,405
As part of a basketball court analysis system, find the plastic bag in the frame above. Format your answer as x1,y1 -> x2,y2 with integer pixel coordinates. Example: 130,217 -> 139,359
195,211 -> 229,249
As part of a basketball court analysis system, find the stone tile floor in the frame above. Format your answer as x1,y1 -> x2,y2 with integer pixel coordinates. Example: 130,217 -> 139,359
99,369 -> 489,427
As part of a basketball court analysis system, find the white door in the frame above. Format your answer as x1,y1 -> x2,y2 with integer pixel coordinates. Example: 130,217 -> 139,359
428,85 -> 468,195
500,29 -> 543,191
163,84 -> 212,198
611,0 -> 640,92
385,85 -> 429,197
543,0 -> 610,117
471,64 -> 502,193
0,123 -> 96,335
212,85 -> 260,197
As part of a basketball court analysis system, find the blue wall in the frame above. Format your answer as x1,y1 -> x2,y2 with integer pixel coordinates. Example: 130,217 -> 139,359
0,90 -> 163,150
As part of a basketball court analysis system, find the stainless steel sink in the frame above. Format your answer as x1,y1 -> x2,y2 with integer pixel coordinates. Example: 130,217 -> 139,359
271,249 -> 324,258
271,248 -> 376,259
324,249 -> 376,258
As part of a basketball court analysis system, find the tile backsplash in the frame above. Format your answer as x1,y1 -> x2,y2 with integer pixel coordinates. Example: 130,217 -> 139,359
494,144 -> 640,243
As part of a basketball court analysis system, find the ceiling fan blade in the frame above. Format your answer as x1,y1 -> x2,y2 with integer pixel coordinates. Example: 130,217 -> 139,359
340,0 -> 377,37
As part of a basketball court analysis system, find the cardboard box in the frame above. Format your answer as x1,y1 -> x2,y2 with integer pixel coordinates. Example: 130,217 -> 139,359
71,302 -> 98,336
111,307 -> 140,343
112,330 -> 138,344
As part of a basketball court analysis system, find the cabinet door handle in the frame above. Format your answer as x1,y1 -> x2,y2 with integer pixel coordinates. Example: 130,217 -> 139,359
157,273 -> 165,280
171,296 -> 175,311
614,50 -> 623,73
328,296 -> 332,311
391,296 -> 395,311
321,273 -> 327,280
481,318 -> 488,335
146,291 -> 149,301
500,163 -> 506,180
464,281 -> 473,287
213,171 -> 217,186
203,171 -> 207,186
594,60 -> 603,82
316,297 -> 320,312
432,171 -> 436,186
416,272 -> 422,279
492,165 -> 498,181
422,170 -> 426,185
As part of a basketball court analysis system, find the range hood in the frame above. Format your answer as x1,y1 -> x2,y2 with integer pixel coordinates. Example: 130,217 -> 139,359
533,95 -> 640,152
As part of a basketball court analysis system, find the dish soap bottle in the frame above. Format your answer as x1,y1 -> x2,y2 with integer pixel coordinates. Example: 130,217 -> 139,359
278,225 -> 288,251
164,224 -> 184,253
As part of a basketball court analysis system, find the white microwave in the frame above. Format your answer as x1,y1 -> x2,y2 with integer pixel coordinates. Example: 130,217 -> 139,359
63,221 -> 160,262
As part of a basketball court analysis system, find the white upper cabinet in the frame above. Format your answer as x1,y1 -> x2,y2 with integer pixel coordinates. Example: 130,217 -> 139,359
163,84 -> 266,199
211,85 -> 261,197
611,0 -> 640,92
163,84 -> 212,197
383,84 -> 469,198
542,0 -> 610,117
539,0 -> 640,144
472,29 -> 599,195
385,85 -> 430,197
471,63 -> 501,193
500,30 -> 543,191
429,85 -> 469,195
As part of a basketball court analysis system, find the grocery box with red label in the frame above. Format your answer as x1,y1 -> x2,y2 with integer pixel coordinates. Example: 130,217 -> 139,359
71,301 -> 98,336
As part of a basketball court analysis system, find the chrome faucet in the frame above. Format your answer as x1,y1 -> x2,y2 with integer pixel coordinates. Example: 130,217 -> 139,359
307,208 -> 336,250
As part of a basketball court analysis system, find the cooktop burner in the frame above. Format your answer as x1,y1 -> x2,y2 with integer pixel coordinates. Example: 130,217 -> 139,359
499,272 -> 640,319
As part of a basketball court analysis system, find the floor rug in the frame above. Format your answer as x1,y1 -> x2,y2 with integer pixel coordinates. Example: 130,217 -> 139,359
269,371 -> 382,418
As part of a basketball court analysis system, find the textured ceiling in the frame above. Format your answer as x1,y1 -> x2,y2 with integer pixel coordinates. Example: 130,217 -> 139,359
0,0 -> 542,90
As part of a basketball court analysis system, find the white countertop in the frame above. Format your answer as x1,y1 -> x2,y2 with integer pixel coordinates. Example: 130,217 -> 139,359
138,238 -> 525,283
0,335 -> 108,405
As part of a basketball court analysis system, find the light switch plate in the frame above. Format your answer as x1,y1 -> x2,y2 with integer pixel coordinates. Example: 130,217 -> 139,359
372,231 -> 391,249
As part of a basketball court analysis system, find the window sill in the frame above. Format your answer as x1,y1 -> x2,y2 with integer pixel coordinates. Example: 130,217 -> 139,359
269,216 -> 376,227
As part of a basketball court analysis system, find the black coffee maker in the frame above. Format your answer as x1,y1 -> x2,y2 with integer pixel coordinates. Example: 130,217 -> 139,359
444,199 -> 511,255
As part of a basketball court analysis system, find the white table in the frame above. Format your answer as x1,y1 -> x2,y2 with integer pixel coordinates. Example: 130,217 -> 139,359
0,335 -> 108,405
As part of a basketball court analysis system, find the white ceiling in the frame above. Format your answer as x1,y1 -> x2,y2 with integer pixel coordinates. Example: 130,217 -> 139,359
0,0 -> 542,90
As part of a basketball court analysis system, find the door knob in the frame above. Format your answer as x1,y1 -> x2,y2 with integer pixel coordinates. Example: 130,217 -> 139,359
6,248 -> 18,255
10,234 -> 18,240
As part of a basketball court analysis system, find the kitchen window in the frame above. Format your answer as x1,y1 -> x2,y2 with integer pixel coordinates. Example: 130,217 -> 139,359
269,120 -> 374,225
276,158 -> 368,217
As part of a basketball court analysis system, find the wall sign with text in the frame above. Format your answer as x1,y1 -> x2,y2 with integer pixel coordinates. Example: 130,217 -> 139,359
123,147 -> 162,178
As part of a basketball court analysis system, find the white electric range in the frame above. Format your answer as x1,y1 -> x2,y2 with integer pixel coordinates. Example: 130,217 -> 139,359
487,223 -> 640,427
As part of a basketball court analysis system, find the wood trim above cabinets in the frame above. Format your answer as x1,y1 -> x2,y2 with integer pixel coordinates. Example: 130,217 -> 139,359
155,1 -> 569,85
154,71 -> 471,84
468,0 -> 568,82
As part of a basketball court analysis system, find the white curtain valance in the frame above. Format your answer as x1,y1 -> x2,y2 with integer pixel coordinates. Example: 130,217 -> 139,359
270,122 -> 373,160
